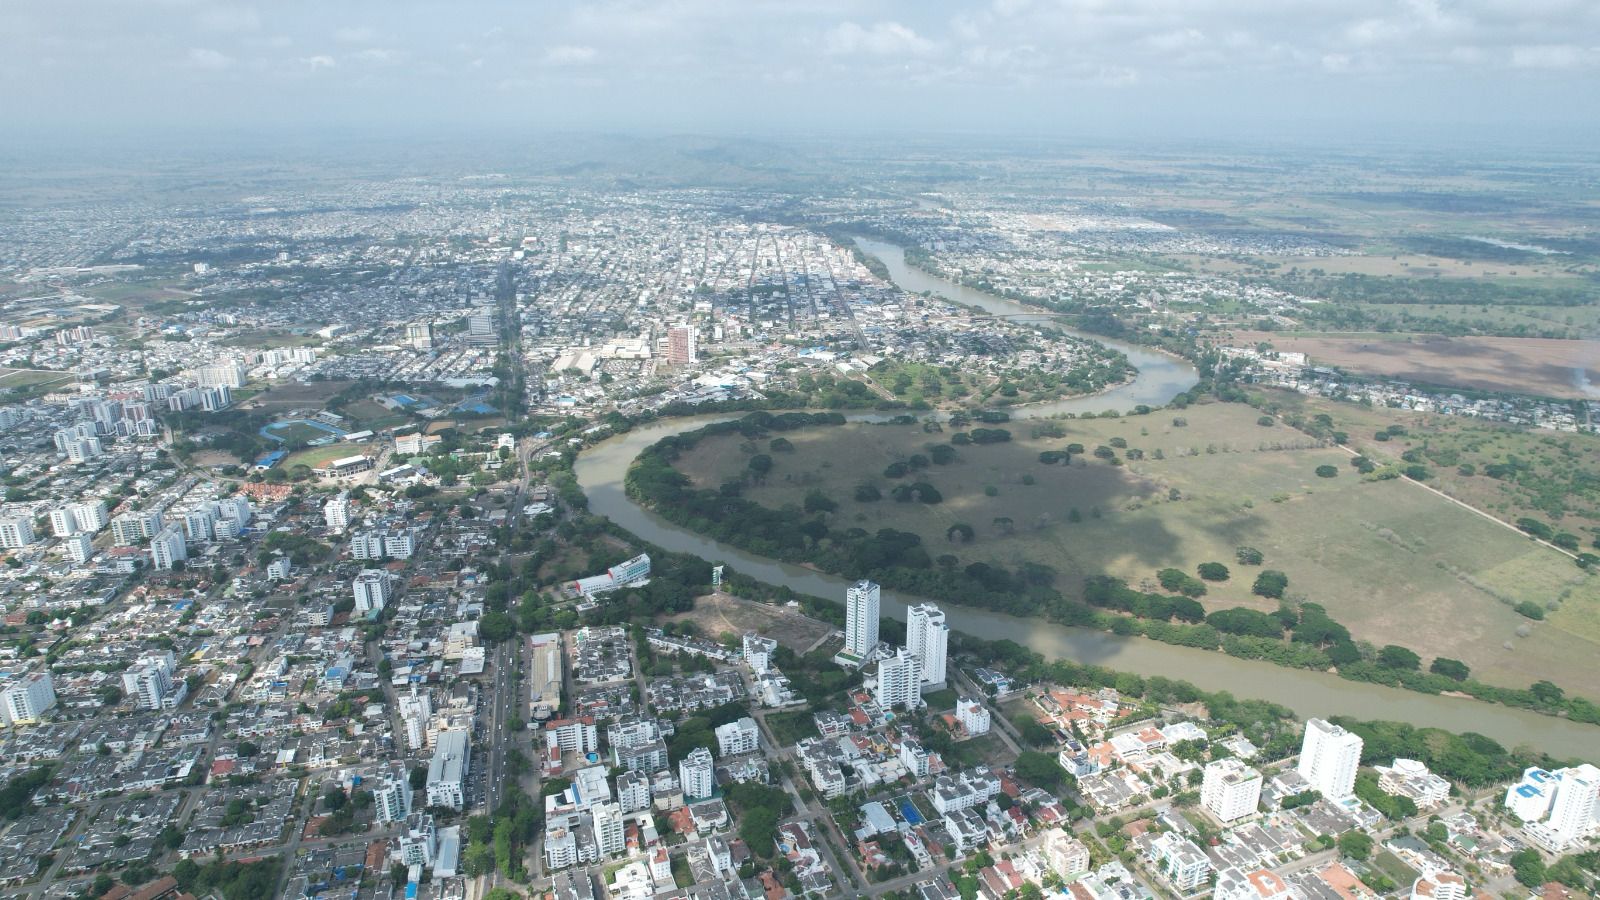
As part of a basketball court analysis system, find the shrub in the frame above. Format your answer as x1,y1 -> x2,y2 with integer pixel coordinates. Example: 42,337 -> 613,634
1514,601 -> 1545,621
1314,465 -> 1338,478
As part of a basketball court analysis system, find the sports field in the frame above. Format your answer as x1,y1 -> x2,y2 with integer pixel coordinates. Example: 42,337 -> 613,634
671,402 -> 1600,696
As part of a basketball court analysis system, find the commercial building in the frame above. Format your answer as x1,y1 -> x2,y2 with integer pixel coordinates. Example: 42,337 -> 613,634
1297,718 -> 1362,802
666,324 -> 697,364
1202,758 -> 1263,823
906,602 -> 948,686
426,729 -> 471,810
407,321 -> 435,350
874,647 -> 923,710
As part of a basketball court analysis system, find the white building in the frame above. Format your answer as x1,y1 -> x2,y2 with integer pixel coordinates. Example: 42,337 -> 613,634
1215,868 -> 1295,900
64,532 -> 94,564
1410,872 -> 1467,900
48,508 -> 79,537
1,672 -> 57,726
679,746 -> 715,801
955,698 -> 990,736
375,768 -> 414,824
874,647 -> 923,710
906,603 -> 948,686
842,579 -> 880,660
122,652 -> 178,710
324,494 -> 351,534
71,500 -> 110,533
742,632 -> 777,674
1143,831 -> 1213,893
1506,764 -> 1600,853
593,801 -> 626,857
196,361 -> 247,389
1042,830 -> 1091,880
545,717 -> 599,755
149,524 -> 188,570
353,569 -> 391,614
1376,759 -> 1451,808
351,528 -> 415,560
1202,758 -> 1263,823
0,517 -> 36,549
110,510 -> 163,545
714,717 -> 760,756
617,771 -> 651,813
426,729 -> 471,810
1297,718 -> 1362,801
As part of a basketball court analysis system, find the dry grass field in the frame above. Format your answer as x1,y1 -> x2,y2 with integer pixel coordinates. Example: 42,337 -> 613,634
672,402 -> 1600,696
661,591 -> 835,651
1230,331 -> 1593,399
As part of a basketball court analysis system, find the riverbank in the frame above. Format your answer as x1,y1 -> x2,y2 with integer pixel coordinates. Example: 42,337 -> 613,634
628,411 -> 1600,720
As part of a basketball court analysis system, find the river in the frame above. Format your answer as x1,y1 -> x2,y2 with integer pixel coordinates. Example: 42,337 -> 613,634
572,239 -> 1598,759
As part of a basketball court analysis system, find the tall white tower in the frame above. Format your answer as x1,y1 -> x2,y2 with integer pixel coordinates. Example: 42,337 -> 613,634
843,580 -> 881,659
905,603 -> 948,686
1297,718 -> 1363,801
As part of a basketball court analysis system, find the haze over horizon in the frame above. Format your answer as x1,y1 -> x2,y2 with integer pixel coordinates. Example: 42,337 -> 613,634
6,0 -> 1600,148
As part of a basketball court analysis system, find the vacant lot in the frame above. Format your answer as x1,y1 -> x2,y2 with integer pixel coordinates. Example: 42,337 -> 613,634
673,402 -> 1600,696
1232,331 -> 1591,399
661,591 -> 835,652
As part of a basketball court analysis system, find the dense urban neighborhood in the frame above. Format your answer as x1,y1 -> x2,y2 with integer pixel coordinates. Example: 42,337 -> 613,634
3,163 -> 1600,900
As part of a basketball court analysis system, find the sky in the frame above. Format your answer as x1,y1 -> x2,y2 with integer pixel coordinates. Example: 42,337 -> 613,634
6,0 -> 1600,146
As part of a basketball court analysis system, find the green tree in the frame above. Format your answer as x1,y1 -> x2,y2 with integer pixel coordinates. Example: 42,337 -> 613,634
1377,645 -> 1421,671
1338,831 -> 1373,861
1196,562 -> 1229,582
1252,570 -> 1289,599
1429,658 -> 1470,681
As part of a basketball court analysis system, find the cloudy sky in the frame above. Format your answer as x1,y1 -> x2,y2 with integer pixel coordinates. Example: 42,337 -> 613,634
6,0 -> 1599,144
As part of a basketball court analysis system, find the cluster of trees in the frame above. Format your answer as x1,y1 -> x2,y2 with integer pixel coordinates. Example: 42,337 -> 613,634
0,766 -> 52,819
171,858 -> 282,900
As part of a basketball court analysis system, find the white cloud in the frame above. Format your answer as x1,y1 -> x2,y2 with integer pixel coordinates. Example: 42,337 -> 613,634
823,21 -> 935,57
543,45 -> 598,66
336,27 -> 376,44
185,47 -> 234,70
301,54 -> 337,71
354,48 -> 398,64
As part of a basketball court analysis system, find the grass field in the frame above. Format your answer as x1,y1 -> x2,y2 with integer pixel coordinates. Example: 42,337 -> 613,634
1230,330 -> 1592,399
0,368 -> 74,390
765,710 -> 821,747
672,402 -> 1600,696
282,444 -> 363,471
